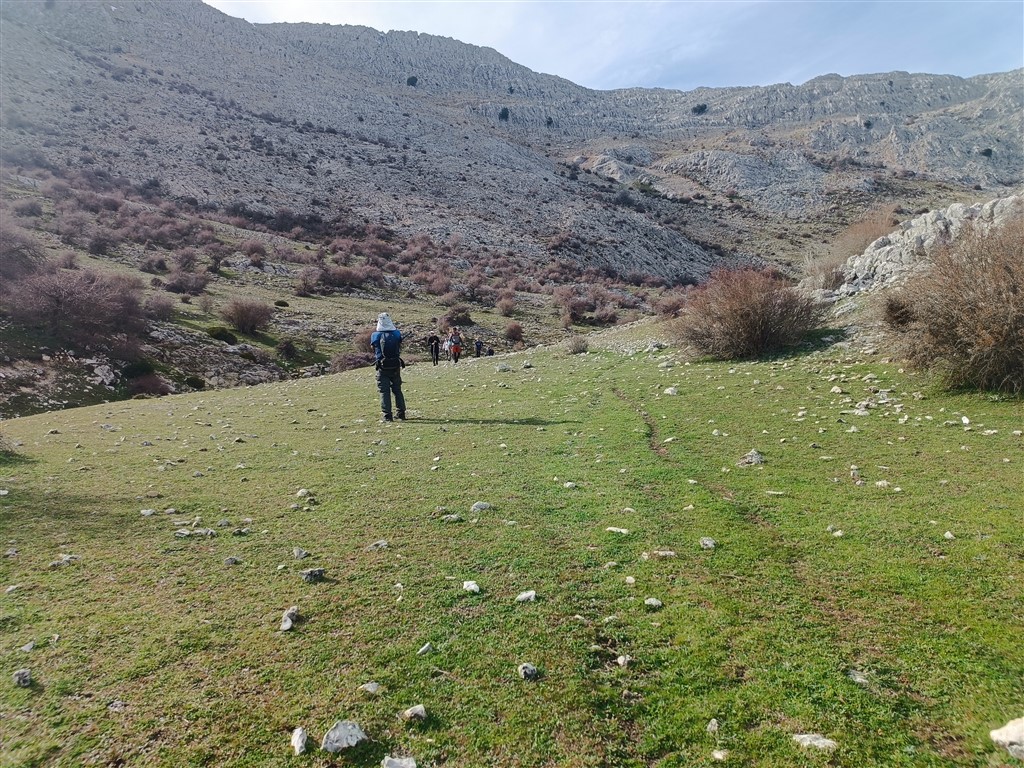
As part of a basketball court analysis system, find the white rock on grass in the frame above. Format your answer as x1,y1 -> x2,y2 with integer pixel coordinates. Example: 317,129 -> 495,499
944,531 -> 955,540
563,481 -> 577,489
644,597 -> 663,610
699,537 -> 717,550
606,527 -> 629,535
848,669 -> 869,685
280,606 -> 299,631
382,757 -> 417,768
991,717 -> 1024,759
290,727 -> 308,755
616,655 -> 631,667
417,642 -> 433,656
663,387 -> 678,395
470,501 -> 492,513
706,718 -> 720,734
13,668 -> 31,687
463,581 -> 480,593
712,749 -> 729,761
737,449 -> 765,466
441,514 -> 462,523
296,488 -> 312,498
516,590 -> 537,602
518,662 -> 540,680
792,733 -> 837,750
321,720 -> 367,752
300,568 -> 325,583
366,540 -> 389,551
401,704 -> 427,721
293,547 -> 309,559
652,550 -> 676,558
358,681 -> 382,695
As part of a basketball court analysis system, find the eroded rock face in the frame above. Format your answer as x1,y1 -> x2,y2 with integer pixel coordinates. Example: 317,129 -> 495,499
840,195 -> 1023,293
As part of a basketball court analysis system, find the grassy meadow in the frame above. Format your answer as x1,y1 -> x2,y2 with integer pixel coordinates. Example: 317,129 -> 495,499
1,336 -> 1021,767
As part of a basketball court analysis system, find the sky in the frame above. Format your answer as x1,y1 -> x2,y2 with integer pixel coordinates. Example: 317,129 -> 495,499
202,1 -> 1024,92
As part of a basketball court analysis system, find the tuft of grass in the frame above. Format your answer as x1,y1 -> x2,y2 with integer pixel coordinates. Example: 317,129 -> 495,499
0,343 -> 1020,766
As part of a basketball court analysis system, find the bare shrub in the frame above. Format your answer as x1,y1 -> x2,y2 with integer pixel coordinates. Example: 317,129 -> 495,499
674,268 -> 824,359
173,247 -> 199,272
655,290 -> 689,316
7,269 -> 145,343
197,294 -> 216,315
504,321 -> 524,342
881,213 -> 1024,393
221,298 -> 273,334
830,205 -> 898,258
352,327 -> 374,354
276,338 -> 298,360
140,254 -> 168,273
496,296 -> 516,316
442,305 -> 473,328
566,336 -> 589,355
57,251 -> 78,269
0,224 -> 46,282
294,267 -> 322,296
802,250 -> 848,290
13,199 -> 43,217
128,373 -> 173,397
163,270 -> 209,295
239,239 -> 267,258
144,293 -> 176,320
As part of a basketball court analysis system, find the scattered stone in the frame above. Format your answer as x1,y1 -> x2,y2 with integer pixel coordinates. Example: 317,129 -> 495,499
6,585 -> 21,594
737,449 -> 764,466
707,718 -> 720,734
48,553 -> 80,568
417,642 -> 433,656
20,641 -> 34,652
13,668 -> 31,687
712,749 -> 729,761
518,662 -> 540,680
470,501 -> 492,513
644,597 -> 663,610
616,655 -> 631,667
848,669 -> 869,685
293,547 -> 309,559
652,550 -> 676,558
366,539 -> 389,551
382,757 -> 417,768
516,590 -> 536,602
140,509 -> 156,517
606,527 -> 629,535
463,580 -> 480,593
358,681 -> 381,695
300,568 -> 325,583
563,481 -> 577,489
944,531 -> 955,540
699,537 -> 717,550
280,606 -> 299,631
990,717 -> 1024,759
291,727 -> 308,755
495,363 -> 511,372
296,488 -> 311,498
108,700 -> 127,712
793,733 -> 837,750
832,530 -> 844,538
224,556 -> 241,566
4,548 -> 17,558
663,387 -> 678,395
625,576 -> 635,585
321,720 -> 367,752
402,704 -> 427,722
441,514 -> 462,523
217,519 -> 231,527
231,528 -> 248,536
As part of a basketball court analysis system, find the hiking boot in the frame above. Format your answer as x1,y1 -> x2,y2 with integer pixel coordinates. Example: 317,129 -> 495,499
396,411 -> 406,420
381,413 -> 393,422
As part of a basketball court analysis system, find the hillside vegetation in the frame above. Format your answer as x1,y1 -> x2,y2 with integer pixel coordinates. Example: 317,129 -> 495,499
2,337 -> 1021,766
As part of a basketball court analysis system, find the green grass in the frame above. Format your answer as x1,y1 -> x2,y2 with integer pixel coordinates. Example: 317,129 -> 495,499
1,342 -> 1021,767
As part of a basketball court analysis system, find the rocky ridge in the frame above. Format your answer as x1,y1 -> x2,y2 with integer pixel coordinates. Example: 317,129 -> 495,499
1,0 -> 1021,280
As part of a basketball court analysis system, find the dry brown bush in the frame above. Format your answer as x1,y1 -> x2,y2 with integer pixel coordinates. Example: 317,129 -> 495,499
352,327 -> 374,354
566,336 -> 589,354
163,270 -> 209,295
221,298 -> 273,334
0,224 -> 46,282
144,294 -> 177,321
674,268 -> 824,359
504,321 -> 524,341
881,212 -> 1024,393
830,205 -> 899,258
496,297 -> 516,317
802,250 -> 849,290
7,268 -> 145,342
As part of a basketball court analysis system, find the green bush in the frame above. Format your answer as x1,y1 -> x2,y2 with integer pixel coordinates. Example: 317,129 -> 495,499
207,326 -> 238,344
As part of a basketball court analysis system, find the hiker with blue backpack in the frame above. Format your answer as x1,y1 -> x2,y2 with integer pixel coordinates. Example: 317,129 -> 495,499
370,312 -> 407,422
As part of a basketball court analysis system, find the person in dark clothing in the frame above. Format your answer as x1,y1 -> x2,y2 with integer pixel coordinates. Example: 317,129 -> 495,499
474,339 -> 483,357
486,347 -> 494,356
427,333 -> 441,366
370,312 -> 406,422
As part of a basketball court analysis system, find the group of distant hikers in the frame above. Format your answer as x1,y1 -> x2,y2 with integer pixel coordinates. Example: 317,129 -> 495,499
370,312 -> 494,422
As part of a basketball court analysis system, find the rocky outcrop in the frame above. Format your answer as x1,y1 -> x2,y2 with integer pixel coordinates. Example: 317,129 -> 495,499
839,194 -> 1023,293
